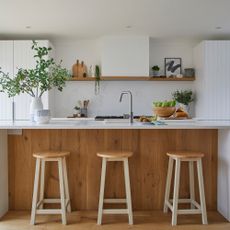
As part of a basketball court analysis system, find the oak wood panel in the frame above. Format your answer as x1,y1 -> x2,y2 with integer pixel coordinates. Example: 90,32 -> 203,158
8,129 -> 217,211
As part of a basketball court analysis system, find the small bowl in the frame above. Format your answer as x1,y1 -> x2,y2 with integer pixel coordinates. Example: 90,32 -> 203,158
34,109 -> 50,124
153,107 -> 176,117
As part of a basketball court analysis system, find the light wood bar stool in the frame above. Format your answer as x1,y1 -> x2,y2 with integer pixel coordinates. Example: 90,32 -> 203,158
163,151 -> 208,226
97,151 -> 133,225
30,151 -> 71,225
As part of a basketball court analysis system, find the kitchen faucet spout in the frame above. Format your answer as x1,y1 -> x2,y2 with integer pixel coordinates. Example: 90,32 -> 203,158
119,91 -> 133,123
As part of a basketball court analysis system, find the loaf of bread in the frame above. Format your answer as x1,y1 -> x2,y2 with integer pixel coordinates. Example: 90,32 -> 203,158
175,111 -> 188,118
175,107 -> 188,118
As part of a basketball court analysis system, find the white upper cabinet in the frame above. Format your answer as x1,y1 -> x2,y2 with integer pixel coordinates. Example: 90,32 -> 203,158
194,41 -> 230,119
0,41 -> 13,120
0,40 -> 50,120
101,36 -> 149,76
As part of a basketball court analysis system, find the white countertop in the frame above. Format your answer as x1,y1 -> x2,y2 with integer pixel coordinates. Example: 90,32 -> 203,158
1,118 -> 230,129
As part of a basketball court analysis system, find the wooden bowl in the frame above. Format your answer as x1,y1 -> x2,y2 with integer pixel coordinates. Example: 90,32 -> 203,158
153,107 -> 176,117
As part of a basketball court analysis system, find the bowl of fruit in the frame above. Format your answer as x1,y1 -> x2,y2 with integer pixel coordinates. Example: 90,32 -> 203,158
153,100 -> 176,117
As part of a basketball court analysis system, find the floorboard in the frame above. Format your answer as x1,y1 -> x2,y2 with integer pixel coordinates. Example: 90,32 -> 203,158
0,211 -> 229,230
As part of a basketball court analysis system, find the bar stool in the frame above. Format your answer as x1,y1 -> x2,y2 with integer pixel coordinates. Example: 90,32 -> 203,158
30,151 -> 71,225
97,151 -> 133,225
163,151 -> 208,225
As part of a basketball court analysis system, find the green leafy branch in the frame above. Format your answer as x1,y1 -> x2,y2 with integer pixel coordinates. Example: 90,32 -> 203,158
0,41 -> 70,98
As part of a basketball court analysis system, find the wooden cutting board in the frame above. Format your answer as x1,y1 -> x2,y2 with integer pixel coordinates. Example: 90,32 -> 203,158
72,60 -> 87,78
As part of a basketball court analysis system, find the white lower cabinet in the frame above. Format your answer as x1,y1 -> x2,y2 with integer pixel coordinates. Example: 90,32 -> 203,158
0,40 -> 51,120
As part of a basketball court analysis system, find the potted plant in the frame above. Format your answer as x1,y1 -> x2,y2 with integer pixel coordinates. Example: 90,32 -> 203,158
0,41 -> 70,121
151,65 -> 160,77
95,65 -> 100,95
172,89 -> 194,113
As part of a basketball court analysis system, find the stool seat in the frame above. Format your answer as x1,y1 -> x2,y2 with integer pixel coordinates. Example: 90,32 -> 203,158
97,151 -> 133,159
167,151 -> 204,159
33,151 -> 70,159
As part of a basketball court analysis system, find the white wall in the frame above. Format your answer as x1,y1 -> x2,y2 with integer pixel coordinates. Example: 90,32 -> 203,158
149,39 -> 195,75
101,36 -> 149,76
0,130 -> 8,218
52,39 -> 196,118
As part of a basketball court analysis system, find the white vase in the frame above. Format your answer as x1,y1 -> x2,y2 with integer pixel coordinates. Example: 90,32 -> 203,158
179,103 -> 190,114
29,97 -> 43,122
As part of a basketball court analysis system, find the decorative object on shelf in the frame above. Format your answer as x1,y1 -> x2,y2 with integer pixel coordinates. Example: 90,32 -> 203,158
153,100 -> 176,117
176,74 -> 183,78
89,65 -> 95,78
72,59 -> 79,77
95,65 -> 101,95
172,89 -> 194,114
72,59 -> 87,78
0,41 -> 70,121
165,58 -> 182,77
184,68 -> 195,77
151,65 -> 160,76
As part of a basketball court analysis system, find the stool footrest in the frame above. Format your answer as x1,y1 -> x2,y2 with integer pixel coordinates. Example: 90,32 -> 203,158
166,199 -> 202,215
36,209 -> 62,215
103,209 -> 128,214
37,199 -> 70,208
168,198 -> 201,209
177,209 -> 202,215
169,198 -> 191,203
104,198 -> 126,204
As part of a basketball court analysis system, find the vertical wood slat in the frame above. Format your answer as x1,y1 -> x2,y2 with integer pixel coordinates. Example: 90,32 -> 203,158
8,129 -> 217,211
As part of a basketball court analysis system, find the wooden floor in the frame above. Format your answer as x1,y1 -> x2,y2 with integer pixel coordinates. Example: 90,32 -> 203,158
0,211 -> 229,230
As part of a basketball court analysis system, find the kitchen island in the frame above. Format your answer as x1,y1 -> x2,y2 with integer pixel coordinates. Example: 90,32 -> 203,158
0,119 -> 230,222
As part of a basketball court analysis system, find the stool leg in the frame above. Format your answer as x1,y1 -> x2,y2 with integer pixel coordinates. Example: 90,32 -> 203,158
58,158 -> 67,225
123,158 -> 133,225
39,160 -> 45,209
63,157 -> 71,212
97,158 -> 107,225
189,161 -> 195,209
172,158 -> 181,226
197,159 -> 208,224
30,158 -> 41,225
163,157 -> 174,213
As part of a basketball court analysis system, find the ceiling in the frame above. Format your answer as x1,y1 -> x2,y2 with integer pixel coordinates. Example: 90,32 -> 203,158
1,0 -> 230,41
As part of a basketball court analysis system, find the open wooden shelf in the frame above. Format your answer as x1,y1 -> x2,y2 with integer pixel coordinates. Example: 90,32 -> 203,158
69,76 -> 195,81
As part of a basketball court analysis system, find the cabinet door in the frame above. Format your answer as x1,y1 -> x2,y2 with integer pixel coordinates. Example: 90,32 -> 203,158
204,41 -> 230,119
0,41 -> 13,120
13,40 -> 49,120
195,41 -> 230,119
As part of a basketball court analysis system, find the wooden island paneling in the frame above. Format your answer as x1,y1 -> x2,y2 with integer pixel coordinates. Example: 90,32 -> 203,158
8,129 -> 217,211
